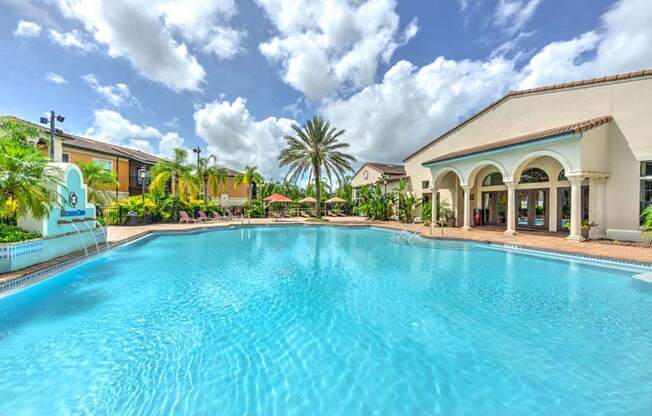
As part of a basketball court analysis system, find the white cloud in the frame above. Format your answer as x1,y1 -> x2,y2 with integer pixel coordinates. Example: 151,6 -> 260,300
322,57 -> 518,163
203,27 -> 246,59
194,97 -> 297,179
82,74 -> 139,107
494,0 -> 542,34
13,20 -> 41,37
45,72 -> 67,84
85,109 -> 185,157
318,0 -> 652,165
518,0 -> 652,88
56,0 -> 206,92
257,0 -> 418,101
48,29 -> 92,51
155,0 -> 246,59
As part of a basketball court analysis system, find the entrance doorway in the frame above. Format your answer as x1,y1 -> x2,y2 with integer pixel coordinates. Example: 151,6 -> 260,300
481,191 -> 507,225
516,189 -> 548,229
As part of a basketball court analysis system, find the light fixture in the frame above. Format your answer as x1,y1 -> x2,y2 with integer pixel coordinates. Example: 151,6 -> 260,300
56,115 -> 65,122
40,117 -> 48,124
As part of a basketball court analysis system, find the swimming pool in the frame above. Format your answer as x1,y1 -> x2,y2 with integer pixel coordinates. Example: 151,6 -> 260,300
1,226 -> 651,415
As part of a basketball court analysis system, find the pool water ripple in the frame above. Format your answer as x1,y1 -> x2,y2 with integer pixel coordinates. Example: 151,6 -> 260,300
0,226 -> 651,415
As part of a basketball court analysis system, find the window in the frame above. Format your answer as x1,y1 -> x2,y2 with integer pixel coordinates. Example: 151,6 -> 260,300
422,180 -> 430,189
93,158 -> 113,171
641,161 -> 652,217
62,153 -> 70,163
558,169 -> 567,181
519,168 -> 549,184
482,172 -> 504,186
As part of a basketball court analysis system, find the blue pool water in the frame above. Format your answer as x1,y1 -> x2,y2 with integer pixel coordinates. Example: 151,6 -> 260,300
1,226 -> 651,415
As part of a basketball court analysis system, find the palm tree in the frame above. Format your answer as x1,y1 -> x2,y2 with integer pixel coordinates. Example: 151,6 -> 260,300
196,155 -> 227,204
150,148 -> 196,198
0,139 -> 62,220
78,161 -> 120,207
234,166 -> 264,200
278,116 -> 356,218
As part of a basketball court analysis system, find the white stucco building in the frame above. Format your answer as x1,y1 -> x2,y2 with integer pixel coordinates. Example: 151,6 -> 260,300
355,68 -> 652,241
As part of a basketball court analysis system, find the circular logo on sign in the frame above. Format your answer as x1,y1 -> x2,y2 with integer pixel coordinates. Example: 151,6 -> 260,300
68,192 -> 78,208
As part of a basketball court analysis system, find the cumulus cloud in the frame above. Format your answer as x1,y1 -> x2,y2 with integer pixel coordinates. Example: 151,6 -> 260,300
518,0 -> 652,88
13,20 -> 41,37
312,0 -> 652,167
82,74 -> 139,107
45,72 -> 67,84
194,97 -> 297,178
85,109 -> 185,157
257,0 -> 418,101
56,0 -> 206,92
494,0 -> 542,34
155,0 -> 246,59
322,57 -> 518,163
48,29 -> 92,51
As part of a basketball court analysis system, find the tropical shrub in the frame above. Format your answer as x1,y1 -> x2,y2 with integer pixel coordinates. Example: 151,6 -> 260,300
354,184 -> 393,220
243,200 -> 267,218
0,224 -> 40,243
392,178 -> 420,223
641,205 -> 652,240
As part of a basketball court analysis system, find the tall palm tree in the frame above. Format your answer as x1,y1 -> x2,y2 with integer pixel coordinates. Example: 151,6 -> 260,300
234,166 -> 264,200
278,116 -> 356,218
0,139 -> 62,220
196,155 -> 228,204
150,148 -> 196,199
78,161 -> 120,207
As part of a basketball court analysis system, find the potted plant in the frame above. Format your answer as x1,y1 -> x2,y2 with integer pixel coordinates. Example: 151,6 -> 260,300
563,219 -> 597,238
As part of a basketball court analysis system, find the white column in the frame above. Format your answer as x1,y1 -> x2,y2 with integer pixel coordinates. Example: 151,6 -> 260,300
504,181 -> 517,235
548,183 -> 558,232
588,177 -> 607,239
567,175 -> 585,242
462,184 -> 472,231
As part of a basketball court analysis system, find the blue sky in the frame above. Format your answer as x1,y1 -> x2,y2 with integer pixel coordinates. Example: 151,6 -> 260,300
1,0 -> 650,178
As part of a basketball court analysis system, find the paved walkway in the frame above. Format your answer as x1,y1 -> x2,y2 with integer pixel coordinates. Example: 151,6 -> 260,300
106,217 -> 652,264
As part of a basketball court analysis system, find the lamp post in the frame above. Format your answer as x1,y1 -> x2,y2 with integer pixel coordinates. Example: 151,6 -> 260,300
40,111 -> 65,161
139,165 -> 148,223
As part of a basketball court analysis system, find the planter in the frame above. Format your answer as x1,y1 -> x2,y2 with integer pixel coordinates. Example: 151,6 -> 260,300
0,228 -> 106,273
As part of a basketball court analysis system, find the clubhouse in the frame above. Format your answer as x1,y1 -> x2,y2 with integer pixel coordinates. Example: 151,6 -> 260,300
352,68 -> 652,241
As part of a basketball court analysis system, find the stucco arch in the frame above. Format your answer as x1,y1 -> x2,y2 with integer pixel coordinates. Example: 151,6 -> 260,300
510,150 -> 572,181
465,159 -> 508,186
433,166 -> 464,188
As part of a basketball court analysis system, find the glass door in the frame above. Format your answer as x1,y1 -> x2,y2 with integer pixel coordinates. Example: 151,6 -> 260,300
516,189 -> 548,229
517,191 -> 529,227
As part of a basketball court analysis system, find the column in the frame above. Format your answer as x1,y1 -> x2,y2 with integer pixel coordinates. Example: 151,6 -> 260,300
504,181 -> 517,235
462,185 -> 471,231
588,176 -> 607,239
567,175 -> 584,242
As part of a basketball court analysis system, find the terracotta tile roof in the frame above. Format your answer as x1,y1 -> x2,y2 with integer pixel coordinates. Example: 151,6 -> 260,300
366,162 -> 405,176
404,68 -> 652,162
422,116 -> 612,166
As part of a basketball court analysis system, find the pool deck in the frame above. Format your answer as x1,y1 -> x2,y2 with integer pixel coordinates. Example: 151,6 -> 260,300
2,216 -> 651,293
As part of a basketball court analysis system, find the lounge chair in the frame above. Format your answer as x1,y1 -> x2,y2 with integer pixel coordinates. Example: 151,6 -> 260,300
179,210 -> 197,223
197,210 -> 210,222
212,211 -> 224,221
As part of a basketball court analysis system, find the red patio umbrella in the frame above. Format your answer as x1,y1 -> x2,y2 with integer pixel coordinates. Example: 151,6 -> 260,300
263,193 -> 292,203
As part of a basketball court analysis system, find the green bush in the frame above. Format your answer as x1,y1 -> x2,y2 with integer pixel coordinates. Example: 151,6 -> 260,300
243,200 -> 267,218
0,224 -> 40,243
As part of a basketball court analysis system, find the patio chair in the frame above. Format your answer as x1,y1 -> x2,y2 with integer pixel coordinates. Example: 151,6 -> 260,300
212,211 -> 224,221
179,211 -> 197,223
197,210 -> 210,222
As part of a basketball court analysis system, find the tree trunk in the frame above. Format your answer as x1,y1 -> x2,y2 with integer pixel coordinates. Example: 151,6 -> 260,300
203,176 -> 208,205
315,167 -> 321,219
172,173 -> 178,222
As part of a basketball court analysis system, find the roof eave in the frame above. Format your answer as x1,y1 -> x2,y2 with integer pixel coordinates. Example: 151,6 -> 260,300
422,132 -> 579,167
